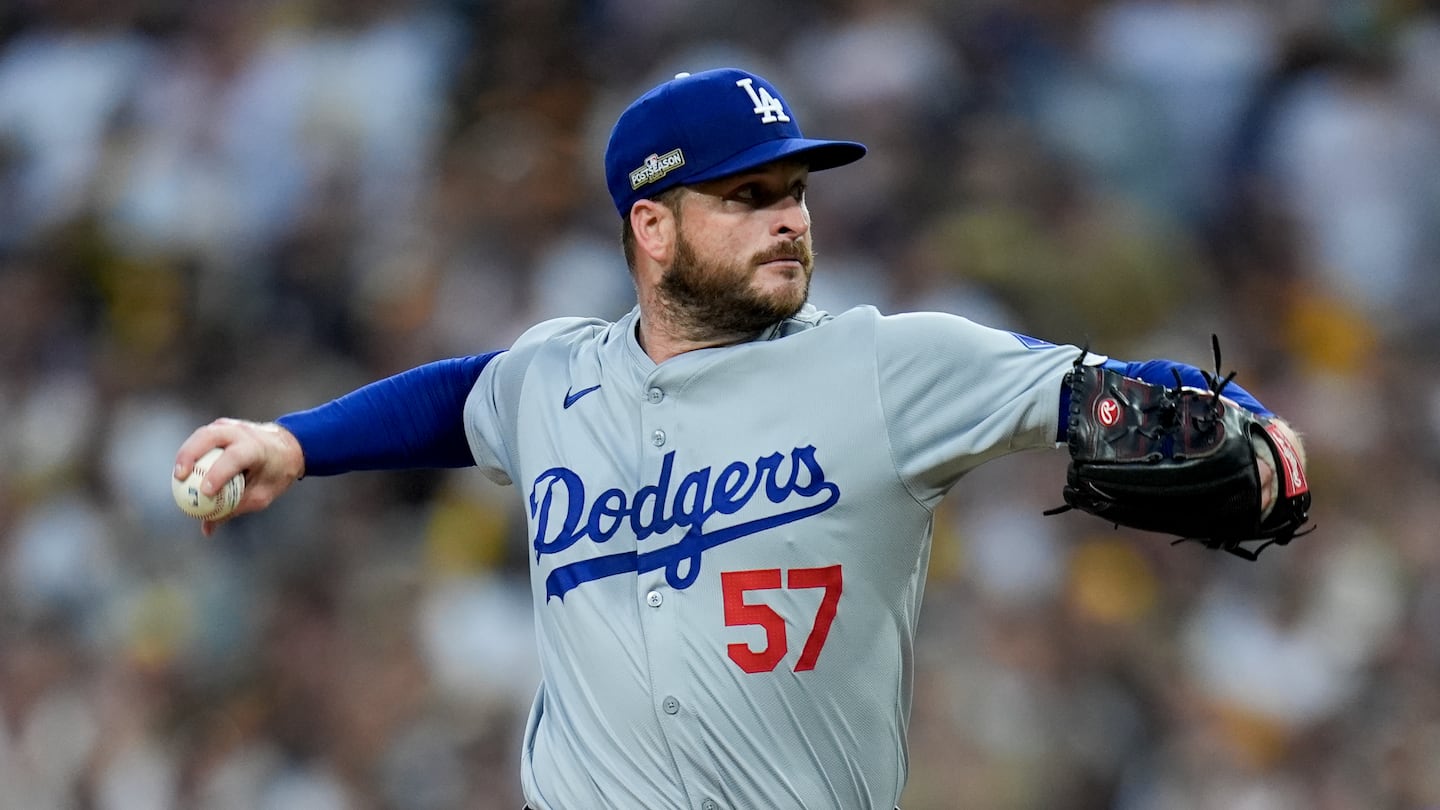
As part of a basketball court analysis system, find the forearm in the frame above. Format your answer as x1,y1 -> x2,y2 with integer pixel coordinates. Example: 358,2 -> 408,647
276,352 -> 502,476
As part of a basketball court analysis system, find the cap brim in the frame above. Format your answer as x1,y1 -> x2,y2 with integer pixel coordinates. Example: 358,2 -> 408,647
684,138 -> 867,186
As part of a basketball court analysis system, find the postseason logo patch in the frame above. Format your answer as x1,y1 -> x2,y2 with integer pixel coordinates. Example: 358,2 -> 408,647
630,149 -> 685,189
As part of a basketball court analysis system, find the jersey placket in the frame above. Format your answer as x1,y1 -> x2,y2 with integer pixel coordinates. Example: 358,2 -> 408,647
633,366 -> 723,810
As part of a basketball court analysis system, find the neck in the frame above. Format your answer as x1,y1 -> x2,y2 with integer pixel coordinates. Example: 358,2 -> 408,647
634,292 -> 762,364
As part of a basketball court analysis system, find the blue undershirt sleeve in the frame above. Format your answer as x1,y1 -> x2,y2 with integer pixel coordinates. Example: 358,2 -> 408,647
275,352 -> 503,477
1056,357 -> 1273,442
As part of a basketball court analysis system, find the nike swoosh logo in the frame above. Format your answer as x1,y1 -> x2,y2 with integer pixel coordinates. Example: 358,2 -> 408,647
563,384 -> 602,409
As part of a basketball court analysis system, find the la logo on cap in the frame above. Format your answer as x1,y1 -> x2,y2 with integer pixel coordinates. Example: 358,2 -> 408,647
736,77 -> 790,124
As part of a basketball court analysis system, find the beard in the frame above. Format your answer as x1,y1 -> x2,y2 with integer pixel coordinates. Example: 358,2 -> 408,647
656,232 -> 814,340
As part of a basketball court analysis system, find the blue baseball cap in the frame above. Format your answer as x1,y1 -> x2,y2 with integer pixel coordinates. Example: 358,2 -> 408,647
604,68 -> 867,217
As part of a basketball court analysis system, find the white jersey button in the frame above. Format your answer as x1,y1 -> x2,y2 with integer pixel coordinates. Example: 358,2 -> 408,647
646,590 -> 663,607
651,429 -> 667,447
662,696 -> 680,714
647,387 -> 664,404
701,800 -> 719,810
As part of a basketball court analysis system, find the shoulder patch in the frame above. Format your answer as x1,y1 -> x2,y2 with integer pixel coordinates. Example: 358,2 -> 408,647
1009,332 -> 1055,350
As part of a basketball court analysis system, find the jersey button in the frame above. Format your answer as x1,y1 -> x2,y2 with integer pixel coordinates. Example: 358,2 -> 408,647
662,696 -> 679,715
651,429 -> 666,447
645,590 -> 663,607
701,800 -> 720,810
647,387 -> 664,404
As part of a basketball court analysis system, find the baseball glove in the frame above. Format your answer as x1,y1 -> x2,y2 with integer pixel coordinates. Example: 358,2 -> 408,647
1045,337 -> 1312,559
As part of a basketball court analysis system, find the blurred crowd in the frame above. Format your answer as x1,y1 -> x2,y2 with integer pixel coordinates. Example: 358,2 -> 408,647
2,0 -> 1439,808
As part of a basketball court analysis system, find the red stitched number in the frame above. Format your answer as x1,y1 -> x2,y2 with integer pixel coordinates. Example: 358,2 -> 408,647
721,568 -> 786,673
787,565 -> 842,671
721,565 -> 843,674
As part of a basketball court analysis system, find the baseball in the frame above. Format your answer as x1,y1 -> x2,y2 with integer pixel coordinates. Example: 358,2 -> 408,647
172,447 -> 245,520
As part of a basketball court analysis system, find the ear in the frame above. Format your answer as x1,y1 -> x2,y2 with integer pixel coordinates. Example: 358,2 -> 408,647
629,197 -> 677,266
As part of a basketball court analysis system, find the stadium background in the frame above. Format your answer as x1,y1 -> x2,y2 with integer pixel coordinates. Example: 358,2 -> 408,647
2,0 -> 1439,807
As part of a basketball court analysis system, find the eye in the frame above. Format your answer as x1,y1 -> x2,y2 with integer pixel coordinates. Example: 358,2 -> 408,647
727,181 -> 803,207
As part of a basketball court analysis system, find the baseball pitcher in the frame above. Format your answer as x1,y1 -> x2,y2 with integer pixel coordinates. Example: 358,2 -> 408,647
175,69 -> 1310,810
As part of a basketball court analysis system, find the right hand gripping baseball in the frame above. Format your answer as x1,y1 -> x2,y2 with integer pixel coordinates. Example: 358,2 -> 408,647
173,418 -> 306,535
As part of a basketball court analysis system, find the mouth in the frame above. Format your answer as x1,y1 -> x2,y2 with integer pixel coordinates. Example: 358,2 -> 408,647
753,245 -> 809,272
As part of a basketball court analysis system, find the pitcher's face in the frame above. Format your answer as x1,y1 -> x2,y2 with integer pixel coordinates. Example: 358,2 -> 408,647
658,161 -> 814,336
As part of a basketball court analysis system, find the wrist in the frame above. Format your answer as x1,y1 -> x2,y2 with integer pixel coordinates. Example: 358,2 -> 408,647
259,421 -> 306,480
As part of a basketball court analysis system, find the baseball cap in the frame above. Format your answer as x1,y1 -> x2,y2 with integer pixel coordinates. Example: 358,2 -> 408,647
604,68 -> 867,217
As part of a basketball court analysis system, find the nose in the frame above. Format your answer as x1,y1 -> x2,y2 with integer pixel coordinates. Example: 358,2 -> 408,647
772,196 -> 810,240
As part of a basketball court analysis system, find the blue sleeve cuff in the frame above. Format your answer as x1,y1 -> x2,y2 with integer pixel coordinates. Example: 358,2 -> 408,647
1105,358 -> 1272,417
276,352 -> 502,477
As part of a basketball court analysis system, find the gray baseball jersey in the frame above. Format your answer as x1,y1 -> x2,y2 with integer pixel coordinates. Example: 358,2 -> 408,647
463,303 -> 1088,810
